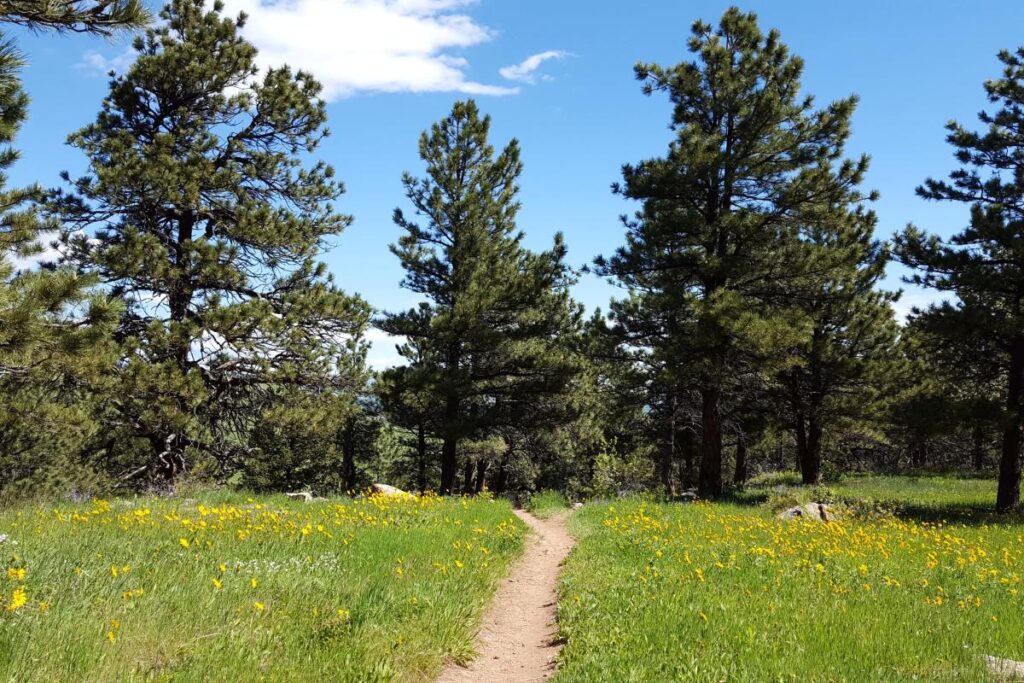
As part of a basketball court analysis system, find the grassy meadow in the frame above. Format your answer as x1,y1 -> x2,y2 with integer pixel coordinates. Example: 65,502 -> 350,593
556,476 -> 1024,682
0,492 -> 525,682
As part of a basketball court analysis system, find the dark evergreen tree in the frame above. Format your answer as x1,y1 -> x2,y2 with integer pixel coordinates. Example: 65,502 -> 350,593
54,0 -> 370,481
777,221 -> 901,484
381,100 -> 580,494
0,1 -> 144,498
597,7 -> 872,497
896,46 -> 1024,511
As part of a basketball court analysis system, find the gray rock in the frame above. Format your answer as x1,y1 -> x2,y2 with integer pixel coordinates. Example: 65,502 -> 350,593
371,483 -> 407,496
571,502 -> 584,509
778,502 -> 837,522
285,491 -> 314,502
984,655 -> 1024,681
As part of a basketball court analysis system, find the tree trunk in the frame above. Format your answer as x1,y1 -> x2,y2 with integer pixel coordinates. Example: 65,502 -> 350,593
733,438 -> 748,486
800,414 -> 823,485
474,459 -> 488,494
997,338 -> 1024,512
169,212 -> 195,372
661,390 -> 677,497
972,423 -> 986,471
462,457 -> 474,494
697,386 -> 723,498
416,421 -> 427,493
795,414 -> 808,476
439,393 -> 459,494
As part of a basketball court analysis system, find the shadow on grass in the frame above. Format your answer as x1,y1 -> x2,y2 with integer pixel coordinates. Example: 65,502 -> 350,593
719,485 -> 1022,527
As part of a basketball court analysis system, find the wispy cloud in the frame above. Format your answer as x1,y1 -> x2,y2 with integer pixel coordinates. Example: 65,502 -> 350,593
499,50 -> 570,85
76,48 -> 134,77
218,0 -> 517,99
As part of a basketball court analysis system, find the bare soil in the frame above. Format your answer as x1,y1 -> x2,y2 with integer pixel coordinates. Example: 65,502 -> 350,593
435,509 -> 575,683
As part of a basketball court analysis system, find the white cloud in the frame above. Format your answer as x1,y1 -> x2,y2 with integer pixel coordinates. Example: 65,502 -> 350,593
499,50 -> 569,85
4,230 -> 63,272
364,327 -> 408,370
218,0 -> 518,99
76,48 -> 135,77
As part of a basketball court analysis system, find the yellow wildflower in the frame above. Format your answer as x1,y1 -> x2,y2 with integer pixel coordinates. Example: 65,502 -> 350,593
7,587 -> 27,612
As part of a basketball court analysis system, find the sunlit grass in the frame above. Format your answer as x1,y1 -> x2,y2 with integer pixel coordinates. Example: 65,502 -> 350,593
557,490 -> 1024,682
527,490 -> 569,519
0,492 -> 525,682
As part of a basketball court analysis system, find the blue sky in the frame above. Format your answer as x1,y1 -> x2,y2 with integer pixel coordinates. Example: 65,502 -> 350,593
8,0 -> 1024,366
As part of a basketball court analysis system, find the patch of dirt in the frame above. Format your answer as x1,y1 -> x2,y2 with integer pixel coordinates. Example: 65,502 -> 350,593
435,509 -> 576,683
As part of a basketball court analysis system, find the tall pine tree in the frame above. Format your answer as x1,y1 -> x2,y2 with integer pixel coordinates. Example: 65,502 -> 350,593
54,0 -> 370,481
381,100 -> 580,494
897,46 -> 1024,511
597,7 -> 873,497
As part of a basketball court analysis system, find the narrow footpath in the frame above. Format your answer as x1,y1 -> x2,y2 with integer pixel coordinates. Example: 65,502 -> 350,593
435,509 -> 575,683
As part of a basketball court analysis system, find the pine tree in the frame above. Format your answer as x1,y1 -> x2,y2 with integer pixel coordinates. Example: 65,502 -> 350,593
896,46 -> 1024,511
597,7 -> 872,497
777,220 -> 900,484
381,100 -> 580,494
54,0 -> 370,481
0,1 -> 143,497
0,0 -> 147,34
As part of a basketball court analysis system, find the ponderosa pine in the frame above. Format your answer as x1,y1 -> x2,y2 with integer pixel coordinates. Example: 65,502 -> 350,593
381,100 -> 580,494
597,7 -> 872,497
897,46 -> 1024,512
54,0 -> 369,480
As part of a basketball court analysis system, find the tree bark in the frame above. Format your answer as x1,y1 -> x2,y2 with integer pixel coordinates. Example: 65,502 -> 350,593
733,438 -> 748,486
800,414 -> 823,485
997,337 -> 1024,512
493,446 -> 511,493
462,457 -> 474,494
697,386 -> 723,498
972,423 -> 986,471
474,459 -> 488,494
439,394 -> 459,494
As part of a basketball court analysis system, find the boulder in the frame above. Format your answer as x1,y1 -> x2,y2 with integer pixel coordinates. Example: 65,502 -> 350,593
778,502 -> 837,522
678,490 -> 699,501
285,491 -> 314,502
984,655 -> 1024,681
370,483 -> 407,496
571,502 -> 584,509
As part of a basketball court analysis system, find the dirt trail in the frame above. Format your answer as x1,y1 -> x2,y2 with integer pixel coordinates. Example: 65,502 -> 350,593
435,509 -> 575,683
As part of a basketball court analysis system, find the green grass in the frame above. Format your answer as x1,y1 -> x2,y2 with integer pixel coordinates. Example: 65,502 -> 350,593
0,492 -> 525,682
743,472 -> 1001,523
830,474 -> 996,511
526,490 -> 569,519
556,478 -> 1024,682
